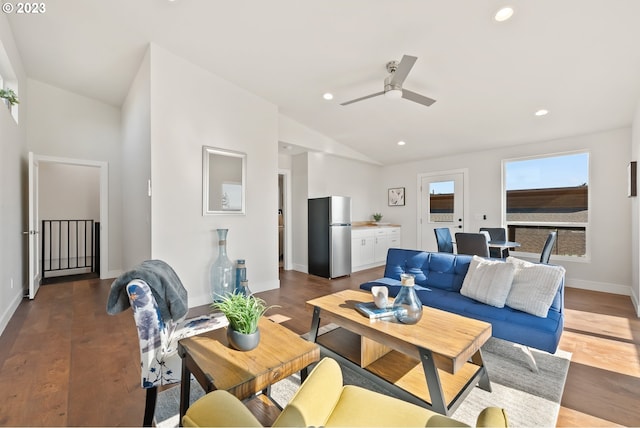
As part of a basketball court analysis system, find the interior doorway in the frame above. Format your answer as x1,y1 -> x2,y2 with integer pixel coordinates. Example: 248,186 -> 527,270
278,169 -> 292,270
39,163 -> 100,283
27,153 -> 109,299
418,169 -> 467,251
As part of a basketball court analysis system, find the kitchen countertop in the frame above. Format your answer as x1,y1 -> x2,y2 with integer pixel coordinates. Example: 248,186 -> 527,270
352,222 -> 401,229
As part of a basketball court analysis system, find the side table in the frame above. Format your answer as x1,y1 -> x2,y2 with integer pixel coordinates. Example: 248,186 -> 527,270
178,317 -> 320,421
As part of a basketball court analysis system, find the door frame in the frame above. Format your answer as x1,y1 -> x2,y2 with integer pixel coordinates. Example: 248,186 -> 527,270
30,154 -> 109,292
27,152 -> 40,299
278,168 -> 292,270
417,168 -> 469,250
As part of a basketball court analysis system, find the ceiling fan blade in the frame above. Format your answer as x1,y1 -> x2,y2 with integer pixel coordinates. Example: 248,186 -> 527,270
402,89 -> 437,107
389,55 -> 417,87
340,91 -> 385,106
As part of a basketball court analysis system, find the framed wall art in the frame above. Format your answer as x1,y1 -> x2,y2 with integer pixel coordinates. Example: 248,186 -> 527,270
388,187 -> 405,206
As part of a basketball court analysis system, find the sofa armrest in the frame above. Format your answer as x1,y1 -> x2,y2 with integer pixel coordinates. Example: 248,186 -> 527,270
181,390 -> 263,427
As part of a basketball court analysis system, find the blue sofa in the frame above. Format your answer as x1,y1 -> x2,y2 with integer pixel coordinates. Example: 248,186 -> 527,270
360,248 -> 564,354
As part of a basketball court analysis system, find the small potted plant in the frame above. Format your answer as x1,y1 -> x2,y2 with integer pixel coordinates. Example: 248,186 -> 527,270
372,213 -> 383,223
0,88 -> 19,109
211,292 -> 278,351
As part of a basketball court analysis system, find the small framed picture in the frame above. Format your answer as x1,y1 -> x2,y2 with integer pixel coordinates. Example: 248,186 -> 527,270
388,187 -> 405,206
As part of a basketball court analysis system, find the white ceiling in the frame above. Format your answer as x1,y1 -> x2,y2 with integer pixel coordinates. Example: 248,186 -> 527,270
6,0 -> 640,165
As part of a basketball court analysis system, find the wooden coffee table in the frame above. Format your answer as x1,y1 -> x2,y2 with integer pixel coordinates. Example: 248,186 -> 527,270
306,289 -> 492,415
178,317 -> 320,420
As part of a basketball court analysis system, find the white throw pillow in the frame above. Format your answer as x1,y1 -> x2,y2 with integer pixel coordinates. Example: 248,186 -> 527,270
460,256 -> 515,308
505,256 -> 565,318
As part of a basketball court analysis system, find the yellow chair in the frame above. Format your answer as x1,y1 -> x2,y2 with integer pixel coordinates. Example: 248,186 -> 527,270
183,357 -> 508,427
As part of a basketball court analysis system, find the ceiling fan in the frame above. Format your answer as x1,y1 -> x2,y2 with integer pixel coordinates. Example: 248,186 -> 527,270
340,55 -> 436,107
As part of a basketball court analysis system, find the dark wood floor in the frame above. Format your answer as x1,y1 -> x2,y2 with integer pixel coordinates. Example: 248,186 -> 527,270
0,266 -> 638,426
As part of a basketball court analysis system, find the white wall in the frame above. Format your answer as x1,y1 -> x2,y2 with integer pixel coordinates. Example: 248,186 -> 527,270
121,48 -> 152,269
148,45 -> 279,307
279,115 -> 380,165
26,79 -> 123,278
631,101 -> 640,315
307,152 -> 381,221
291,153 -> 309,272
38,163 -> 100,220
381,127 -> 633,296
282,151 -> 381,272
0,15 -> 26,335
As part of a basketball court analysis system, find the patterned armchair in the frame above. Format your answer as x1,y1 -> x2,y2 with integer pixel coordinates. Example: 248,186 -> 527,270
126,279 -> 227,426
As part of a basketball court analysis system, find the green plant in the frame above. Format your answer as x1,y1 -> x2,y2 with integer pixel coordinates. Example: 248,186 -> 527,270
0,88 -> 19,106
211,292 -> 279,334
373,213 -> 383,222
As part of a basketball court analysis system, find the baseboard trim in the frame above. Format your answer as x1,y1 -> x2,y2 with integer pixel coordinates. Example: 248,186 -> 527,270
102,269 -> 122,280
0,290 -> 23,337
292,263 -> 308,274
566,278 -> 631,296
630,287 -> 640,317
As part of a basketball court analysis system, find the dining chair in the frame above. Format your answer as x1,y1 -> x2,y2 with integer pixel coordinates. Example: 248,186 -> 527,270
540,231 -> 558,264
454,233 -> 490,257
434,227 -> 454,253
108,260 -> 227,426
479,227 -> 508,258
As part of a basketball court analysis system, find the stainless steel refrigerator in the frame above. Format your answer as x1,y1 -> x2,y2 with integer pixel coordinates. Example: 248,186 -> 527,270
308,196 -> 352,278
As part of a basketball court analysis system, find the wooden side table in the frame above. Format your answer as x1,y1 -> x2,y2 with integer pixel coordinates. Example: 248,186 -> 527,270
178,317 -> 320,420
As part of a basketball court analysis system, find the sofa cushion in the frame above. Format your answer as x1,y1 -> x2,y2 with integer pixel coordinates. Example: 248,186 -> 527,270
383,250 -> 471,292
505,257 -> 565,318
460,256 -> 515,308
325,385 -> 466,427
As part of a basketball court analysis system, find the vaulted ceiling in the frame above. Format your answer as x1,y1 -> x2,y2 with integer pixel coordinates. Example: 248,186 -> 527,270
6,0 -> 640,164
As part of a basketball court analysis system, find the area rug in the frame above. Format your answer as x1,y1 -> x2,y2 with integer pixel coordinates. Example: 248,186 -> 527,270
155,332 -> 571,428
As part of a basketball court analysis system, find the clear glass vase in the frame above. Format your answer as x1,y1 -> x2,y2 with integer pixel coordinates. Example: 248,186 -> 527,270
210,229 -> 234,302
392,273 -> 423,324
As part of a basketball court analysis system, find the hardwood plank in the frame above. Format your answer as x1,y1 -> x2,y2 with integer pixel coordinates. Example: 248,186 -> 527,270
0,268 -> 637,427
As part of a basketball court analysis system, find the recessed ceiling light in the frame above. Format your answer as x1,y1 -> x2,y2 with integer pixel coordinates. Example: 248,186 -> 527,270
535,109 -> 549,116
397,141 -> 406,146
323,93 -> 334,100
494,6 -> 514,22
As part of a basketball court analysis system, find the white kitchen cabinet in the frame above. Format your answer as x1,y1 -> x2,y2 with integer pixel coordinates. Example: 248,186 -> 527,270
373,229 -> 389,263
352,226 -> 401,272
351,230 -> 375,269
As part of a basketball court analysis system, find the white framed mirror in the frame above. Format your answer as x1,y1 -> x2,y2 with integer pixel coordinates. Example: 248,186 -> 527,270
203,146 -> 246,215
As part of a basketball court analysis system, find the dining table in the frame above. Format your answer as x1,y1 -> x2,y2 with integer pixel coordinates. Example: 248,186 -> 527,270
487,240 -> 520,258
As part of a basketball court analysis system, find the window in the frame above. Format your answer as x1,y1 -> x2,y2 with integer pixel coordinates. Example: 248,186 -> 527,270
0,39 -> 19,123
503,152 -> 589,258
429,180 -> 454,222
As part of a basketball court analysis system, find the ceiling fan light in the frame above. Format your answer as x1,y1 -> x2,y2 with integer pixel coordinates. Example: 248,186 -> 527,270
385,89 -> 403,100
494,6 -> 514,22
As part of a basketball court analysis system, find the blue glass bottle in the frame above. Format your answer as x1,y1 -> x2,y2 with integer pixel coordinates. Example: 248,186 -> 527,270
235,259 -> 247,294
210,229 -> 234,302
238,280 -> 252,296
393,274 -> 423,324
